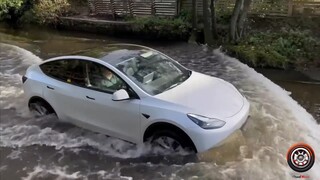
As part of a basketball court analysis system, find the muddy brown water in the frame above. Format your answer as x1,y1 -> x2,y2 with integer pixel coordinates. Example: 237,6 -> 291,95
0,25 -> 320,179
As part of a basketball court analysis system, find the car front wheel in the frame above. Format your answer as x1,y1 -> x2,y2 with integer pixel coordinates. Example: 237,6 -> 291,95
150,129 -> 196,153
29,100 -> 55,117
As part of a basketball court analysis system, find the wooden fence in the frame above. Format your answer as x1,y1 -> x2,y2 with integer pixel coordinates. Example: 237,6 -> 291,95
88,0 -> 178,17
88,0 -> 320,17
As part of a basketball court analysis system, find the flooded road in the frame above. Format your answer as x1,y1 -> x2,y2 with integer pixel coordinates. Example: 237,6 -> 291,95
1,25 -> 320,179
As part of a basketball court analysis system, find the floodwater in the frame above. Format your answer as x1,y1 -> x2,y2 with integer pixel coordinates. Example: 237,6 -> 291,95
0,25 -> 320,180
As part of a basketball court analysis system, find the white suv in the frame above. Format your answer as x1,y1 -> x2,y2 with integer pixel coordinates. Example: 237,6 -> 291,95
22,44 -> 250,153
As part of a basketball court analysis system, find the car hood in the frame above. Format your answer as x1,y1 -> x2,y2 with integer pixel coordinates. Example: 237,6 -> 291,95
154,72 -> 244,119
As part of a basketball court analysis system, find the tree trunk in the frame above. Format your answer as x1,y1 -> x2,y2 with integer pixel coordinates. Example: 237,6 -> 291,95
238,0 -> 252,38
229,0 -> 243,42
192,0 -> 197,29
210,0 -> 218,39
237,0 -> 252,40
203,0 -> 214,45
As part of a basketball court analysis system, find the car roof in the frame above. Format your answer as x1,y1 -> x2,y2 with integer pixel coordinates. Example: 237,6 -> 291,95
75,44 -> 155,66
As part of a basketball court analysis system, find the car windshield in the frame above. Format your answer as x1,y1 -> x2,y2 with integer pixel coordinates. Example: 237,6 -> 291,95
116,51 -> 191,95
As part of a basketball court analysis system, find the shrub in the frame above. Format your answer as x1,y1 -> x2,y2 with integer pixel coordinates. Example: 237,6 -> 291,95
226,45 -> 289,68
0,0 -> 23,18
33,0 -> 70,25
226,30 -> 319,69
0,0 -> 33,25
178,9 -> 192,23
131,17 -> 192,40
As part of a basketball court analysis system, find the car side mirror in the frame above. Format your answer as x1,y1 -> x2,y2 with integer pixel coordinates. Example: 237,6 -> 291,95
112,89 -> 130,101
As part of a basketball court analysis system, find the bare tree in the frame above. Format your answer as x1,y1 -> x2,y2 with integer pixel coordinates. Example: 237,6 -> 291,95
230,0 -> 243,41
237,0 -> 252,39
203,0 -> 214,44
230,0 -> 252,42
200,0 -> 252,44
210,0 -> 218,39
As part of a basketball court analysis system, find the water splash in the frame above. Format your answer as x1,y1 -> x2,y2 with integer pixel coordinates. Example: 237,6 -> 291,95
1,42 -> 319,179
210,50 -> 320,178
0,43 -> 42,112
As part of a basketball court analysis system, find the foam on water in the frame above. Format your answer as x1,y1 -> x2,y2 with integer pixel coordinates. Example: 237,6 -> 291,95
6,149 -> 22,160
0,43 -> 42,112
0,116 -> 189,158
22,165 -> 133,180
0,165 -> 8,172
0,120 -> 148,158
1,43 -> 320,179
213,50 -> 320,178
22,165 -> 82,180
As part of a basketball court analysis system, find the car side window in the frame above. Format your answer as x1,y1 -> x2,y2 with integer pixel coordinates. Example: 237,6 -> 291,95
85,62 -> 126,93
40,60 -> 86,86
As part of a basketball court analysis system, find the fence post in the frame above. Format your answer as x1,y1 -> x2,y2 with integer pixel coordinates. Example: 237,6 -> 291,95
88,0 -> 95,15
176,0 -> 181,15
128,0 -> 133,16
288,0 -> 293,16
151,0 -> 156,16
110,0 -> 116,19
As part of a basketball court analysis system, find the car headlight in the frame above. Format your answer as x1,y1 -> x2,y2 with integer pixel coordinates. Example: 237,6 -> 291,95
187,114 -> 226,129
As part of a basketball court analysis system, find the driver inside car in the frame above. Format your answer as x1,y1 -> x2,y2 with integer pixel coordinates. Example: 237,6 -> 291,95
99,67 -> 121,90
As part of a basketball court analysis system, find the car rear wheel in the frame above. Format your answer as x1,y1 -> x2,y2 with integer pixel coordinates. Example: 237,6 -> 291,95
150,130 -> 196,153
29,100 -> 55,117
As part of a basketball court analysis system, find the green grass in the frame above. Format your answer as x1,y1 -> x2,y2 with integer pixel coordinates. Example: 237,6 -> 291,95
226,30 -> 320,69
129,17 -> 192,40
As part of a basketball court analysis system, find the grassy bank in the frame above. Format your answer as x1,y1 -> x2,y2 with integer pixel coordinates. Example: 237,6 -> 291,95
226,29 -> 320,69
224,17 -> 320,70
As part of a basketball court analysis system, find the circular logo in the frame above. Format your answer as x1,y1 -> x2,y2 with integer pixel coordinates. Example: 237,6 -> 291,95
287,143 -> 315,172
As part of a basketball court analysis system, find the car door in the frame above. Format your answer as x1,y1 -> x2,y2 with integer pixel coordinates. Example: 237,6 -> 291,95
40,59 -> 89,123
81,61 -> 141,144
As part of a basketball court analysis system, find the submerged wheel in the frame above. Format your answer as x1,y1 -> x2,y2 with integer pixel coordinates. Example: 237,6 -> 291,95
29,100 -> 55,117
150,129 -> 196,153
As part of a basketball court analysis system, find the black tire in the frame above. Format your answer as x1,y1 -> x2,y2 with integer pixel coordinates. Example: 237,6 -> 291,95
29,100 -> 55,117
150,129 -> 196,153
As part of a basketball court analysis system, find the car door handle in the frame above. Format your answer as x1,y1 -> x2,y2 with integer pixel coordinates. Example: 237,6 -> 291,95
47,86 -> 54,90
86,96 -> 95,100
